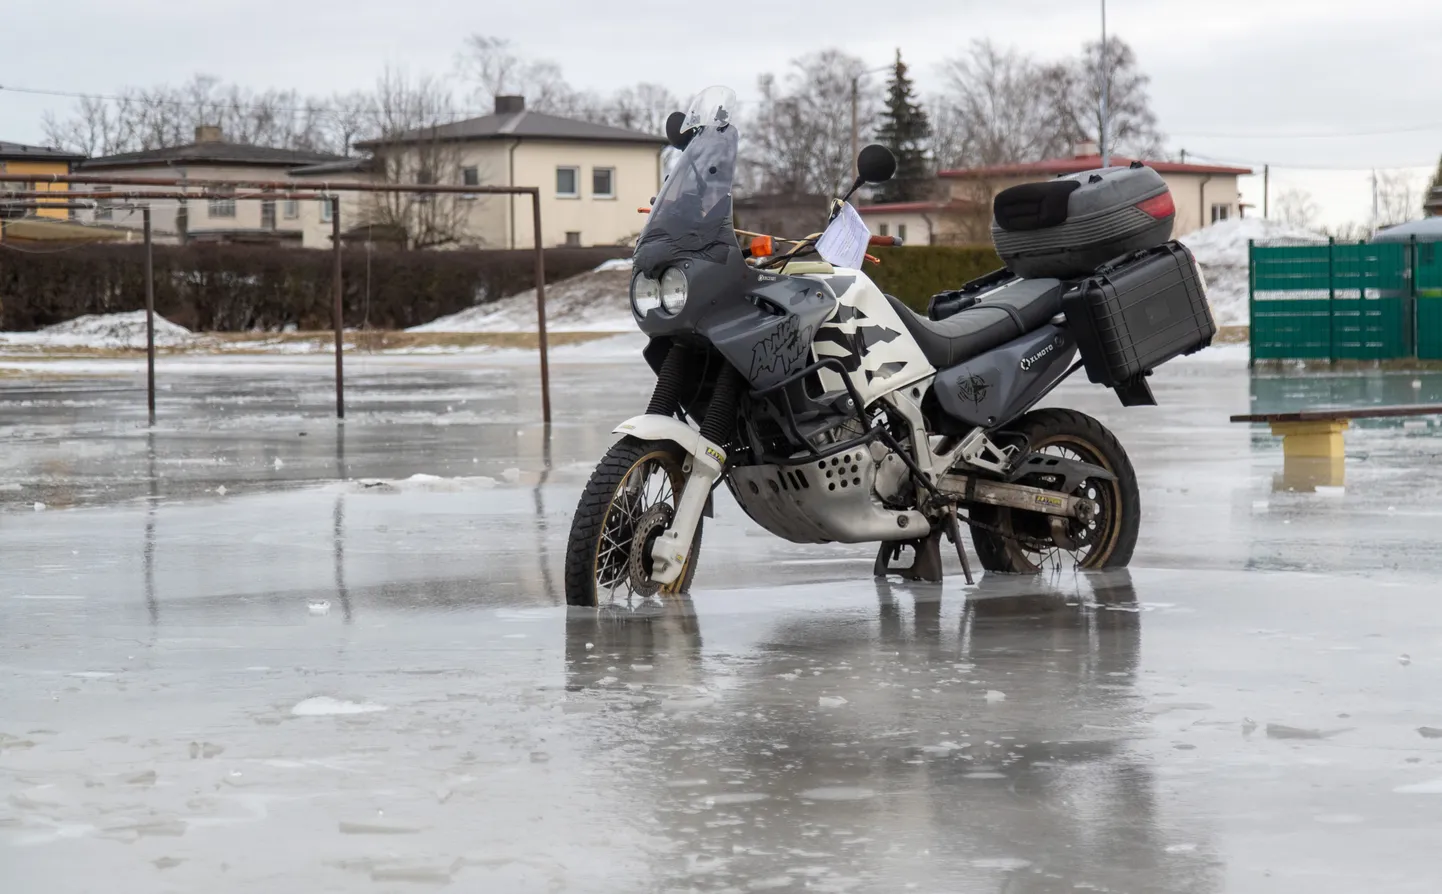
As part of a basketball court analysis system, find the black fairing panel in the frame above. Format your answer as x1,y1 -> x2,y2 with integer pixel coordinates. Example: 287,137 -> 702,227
934,325 -> 1077,428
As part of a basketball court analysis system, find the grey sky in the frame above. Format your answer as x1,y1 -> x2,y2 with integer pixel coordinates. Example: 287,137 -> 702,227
2,0 -> 1437,226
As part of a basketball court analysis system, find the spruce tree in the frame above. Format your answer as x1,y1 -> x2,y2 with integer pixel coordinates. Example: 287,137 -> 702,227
873,49 -> 932,204
1429,153 -> 1442,215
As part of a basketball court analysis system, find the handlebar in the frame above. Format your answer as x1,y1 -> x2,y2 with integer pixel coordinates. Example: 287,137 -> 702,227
868,234 -> 903,247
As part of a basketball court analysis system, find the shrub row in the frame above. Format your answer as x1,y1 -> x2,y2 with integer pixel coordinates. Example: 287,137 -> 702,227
862,245 -> 1004,313
0,244 -> 629,332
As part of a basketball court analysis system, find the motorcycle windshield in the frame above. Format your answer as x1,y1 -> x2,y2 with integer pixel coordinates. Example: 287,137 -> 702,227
633,86 -> 740,273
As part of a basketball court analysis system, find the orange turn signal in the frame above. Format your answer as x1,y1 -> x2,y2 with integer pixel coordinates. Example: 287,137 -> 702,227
749,234 -> 774,257
637,206 -> 651,214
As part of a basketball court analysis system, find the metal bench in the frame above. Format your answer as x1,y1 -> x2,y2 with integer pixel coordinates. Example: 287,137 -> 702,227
1231,404 -> 1442,489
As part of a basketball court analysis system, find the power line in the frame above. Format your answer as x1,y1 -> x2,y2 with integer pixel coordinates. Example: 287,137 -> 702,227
1184,151 -> 1437,173
1172,122 -> 1442,140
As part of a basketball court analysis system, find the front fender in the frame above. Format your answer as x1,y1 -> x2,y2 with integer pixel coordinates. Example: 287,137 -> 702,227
613,415 -> 726,477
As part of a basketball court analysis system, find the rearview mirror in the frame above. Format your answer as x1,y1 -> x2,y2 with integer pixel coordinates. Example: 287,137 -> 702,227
857,144 -> 897,184
664,112 -> 692,150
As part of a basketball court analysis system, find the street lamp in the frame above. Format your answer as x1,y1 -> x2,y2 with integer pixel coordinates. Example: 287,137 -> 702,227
850,63 -> 893,178
1100,0 -> 1110,166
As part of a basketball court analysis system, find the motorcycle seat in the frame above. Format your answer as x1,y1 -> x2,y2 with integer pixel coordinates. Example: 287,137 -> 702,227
884,277 -> 1065,368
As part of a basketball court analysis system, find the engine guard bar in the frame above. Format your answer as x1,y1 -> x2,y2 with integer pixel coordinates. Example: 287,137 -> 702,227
748,357 -> 876,461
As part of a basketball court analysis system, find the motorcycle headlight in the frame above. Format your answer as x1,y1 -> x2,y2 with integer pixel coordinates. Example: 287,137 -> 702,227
660,267 -> 688,315
631,272 -> 661,316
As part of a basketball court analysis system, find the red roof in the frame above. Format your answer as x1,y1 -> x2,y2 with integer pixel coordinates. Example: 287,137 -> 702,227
940,154 -> 1252,179
856,199 -> 976,215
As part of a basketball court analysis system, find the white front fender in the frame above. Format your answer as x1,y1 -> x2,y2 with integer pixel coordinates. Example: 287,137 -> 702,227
613,414 -> 726,476
612,414 -> 726,586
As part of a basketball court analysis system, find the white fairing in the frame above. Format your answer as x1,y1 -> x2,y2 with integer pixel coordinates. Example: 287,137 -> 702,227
802,268 -> 934,406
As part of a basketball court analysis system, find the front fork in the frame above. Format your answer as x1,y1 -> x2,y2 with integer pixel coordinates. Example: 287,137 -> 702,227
618,347 -> 742,586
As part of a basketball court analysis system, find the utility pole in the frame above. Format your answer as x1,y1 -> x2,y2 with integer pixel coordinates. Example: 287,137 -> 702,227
1264,164 -> 1270,219
1180,149 -> 1187,165
1371,169 -> 1379,238
1100,0 -> 1110,167
851,76 -> 860,180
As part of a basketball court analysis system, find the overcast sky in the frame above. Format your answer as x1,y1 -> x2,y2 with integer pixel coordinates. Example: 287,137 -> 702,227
2,0 -> 1438,227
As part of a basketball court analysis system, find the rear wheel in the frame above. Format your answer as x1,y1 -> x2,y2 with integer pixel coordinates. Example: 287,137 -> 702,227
564,437 -> 702,607
969,409 -> 1139,574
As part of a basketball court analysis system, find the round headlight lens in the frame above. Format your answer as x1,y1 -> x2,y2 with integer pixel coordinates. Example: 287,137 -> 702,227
660,267 -> 688,314
631,272 -> 661,316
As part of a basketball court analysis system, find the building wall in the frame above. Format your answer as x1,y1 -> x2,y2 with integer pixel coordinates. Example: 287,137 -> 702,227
0,159 -> 72,221
508,141 -> 661,249
290,174 -> 381,249
73,163 -> 312,240
947,172 -> 1243,239
860,212 -> 936,246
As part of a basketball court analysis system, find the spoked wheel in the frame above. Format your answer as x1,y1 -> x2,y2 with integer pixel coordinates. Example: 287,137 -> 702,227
564,437 -> 702,607
970,409 -> 1139,574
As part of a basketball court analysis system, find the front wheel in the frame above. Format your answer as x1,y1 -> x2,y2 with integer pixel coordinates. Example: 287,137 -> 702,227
564,436 -> 703,607
969,408 -> 1140,574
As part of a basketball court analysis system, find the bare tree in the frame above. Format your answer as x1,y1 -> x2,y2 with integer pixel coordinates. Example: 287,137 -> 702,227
457,35 -> 594,116
745,49 -> 877,198
935,40 -> 1071,169
1375,168 -> 1426,228
360,68 -> 476,250
1273,188 -> 1320,229
1049,37 -> 1164,159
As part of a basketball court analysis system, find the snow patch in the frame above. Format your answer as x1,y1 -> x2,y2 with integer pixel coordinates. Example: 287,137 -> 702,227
1,311 -> 196,350
593,258 -> 633,272
1179,218 -> 1326,328
291,696 -> 388,716
408,269 -> 635,333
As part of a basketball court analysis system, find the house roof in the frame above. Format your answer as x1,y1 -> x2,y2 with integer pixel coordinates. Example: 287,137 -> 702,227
0,141 -> 86,163
81,141 -> 343,171
856,199 -> 977,215
288,156 -> 382,177
941,154 -> 1253,179
355,109 -> 665,149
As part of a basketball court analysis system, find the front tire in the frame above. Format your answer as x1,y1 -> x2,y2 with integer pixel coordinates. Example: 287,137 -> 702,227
564,437 -> 703,607
970,409 -> 1140,574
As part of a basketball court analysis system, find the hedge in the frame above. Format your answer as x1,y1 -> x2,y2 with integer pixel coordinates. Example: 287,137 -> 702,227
862,245 -> 1004,314
0,244 -> 629,332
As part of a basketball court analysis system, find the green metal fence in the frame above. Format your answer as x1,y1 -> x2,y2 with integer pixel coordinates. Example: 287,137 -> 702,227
1250,236 -> 1442,363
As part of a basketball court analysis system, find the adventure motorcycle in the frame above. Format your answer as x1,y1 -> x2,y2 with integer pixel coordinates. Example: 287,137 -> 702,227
563,86 -> 1214,606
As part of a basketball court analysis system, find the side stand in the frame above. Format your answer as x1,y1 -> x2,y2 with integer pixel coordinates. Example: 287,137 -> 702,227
872,507 -> 975,586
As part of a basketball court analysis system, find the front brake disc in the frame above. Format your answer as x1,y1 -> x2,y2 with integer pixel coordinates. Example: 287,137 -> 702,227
628,503 -> 674,597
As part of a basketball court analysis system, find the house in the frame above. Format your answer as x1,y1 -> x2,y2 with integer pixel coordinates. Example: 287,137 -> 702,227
732,194 -> 833,244
855,199 -> 980,247
936,144 -> 1253,241
73,126 -> 344,245
0,140 -> 86,236
356,95 -> 665,249
286,156 -> 383,250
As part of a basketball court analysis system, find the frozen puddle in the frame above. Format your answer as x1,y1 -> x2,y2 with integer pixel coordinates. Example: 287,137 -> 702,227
291,697 -> 388,716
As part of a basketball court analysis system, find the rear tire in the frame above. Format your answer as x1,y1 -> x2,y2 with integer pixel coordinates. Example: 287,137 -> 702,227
564,437 -> 702,607
969,409 -> 1139,574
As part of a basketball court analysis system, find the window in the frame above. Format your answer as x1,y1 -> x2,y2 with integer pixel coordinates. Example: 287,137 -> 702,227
320,199 -> 334,223
565,231 -> 582,247
461,166 -> 480,186
94,186 -> 113,221
897,223 -> 908,243
556,166 -> 579,198
208,188 -> 235,219
1211,203 -> 1231,223
878,223 -> 889,237
592,167 -> 615,198
283,200 -> 299,219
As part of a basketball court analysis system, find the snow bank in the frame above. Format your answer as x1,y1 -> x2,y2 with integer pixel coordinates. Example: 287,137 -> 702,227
409,269 -> 635,333
0,310 -> 196,350
593,258 -> 633,273
1179,219 -> 1325,327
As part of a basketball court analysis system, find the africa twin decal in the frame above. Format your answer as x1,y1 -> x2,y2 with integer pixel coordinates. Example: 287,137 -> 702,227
749,314 -> 814,380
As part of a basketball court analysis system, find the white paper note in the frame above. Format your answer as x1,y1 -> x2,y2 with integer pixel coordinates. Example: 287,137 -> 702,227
816,202 -> 871,270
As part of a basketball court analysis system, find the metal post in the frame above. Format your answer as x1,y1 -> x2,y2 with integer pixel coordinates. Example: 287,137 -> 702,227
1263,165 -> 1270,219
1100,0 -> 1110,167
1327,236 -> 1336,363
1247,238 -> 1255,368
531,191 -> 552,426
850,76 -> 860,180
143,206 -> 156,426
331,197 -> 344,420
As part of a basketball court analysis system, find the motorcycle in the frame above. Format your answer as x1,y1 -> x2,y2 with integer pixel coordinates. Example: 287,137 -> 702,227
563,86 -> 1212,606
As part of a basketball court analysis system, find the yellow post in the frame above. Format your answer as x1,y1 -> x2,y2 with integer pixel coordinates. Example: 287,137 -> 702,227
1270,420 -> 1349,459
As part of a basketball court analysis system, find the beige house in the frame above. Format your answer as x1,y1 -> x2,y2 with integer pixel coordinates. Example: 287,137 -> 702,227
73,127 -> 345,245
861,146 -> 1252,246
356,96 -> 665,249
